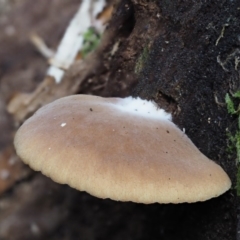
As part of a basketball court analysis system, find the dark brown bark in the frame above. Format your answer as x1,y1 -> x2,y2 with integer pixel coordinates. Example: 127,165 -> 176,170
100,1 -> 238,239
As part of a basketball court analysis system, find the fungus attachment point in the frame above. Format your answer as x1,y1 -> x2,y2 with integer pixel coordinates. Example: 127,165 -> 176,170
14,95 -> 231,204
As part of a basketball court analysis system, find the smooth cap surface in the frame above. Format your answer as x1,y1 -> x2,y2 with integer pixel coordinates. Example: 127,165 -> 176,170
14,95 -> 231,203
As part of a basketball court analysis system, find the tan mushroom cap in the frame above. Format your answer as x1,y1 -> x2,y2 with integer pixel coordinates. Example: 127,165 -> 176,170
14,95 -> 231,204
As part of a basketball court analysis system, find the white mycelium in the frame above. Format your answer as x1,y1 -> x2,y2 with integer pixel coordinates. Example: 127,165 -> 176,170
113,97 -> 172,121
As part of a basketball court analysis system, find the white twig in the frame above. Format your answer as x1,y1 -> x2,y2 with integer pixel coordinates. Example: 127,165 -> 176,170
47,0 -> 106,83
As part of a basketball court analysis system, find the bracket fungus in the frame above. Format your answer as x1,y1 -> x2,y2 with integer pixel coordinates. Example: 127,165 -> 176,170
14,95 -> 231,204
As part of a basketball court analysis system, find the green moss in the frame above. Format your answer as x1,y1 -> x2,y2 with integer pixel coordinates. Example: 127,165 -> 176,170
81,27 -> 101,58
233,90 -> 240,98
226,93 -> 240,161
236,131 -> 240,162
135,46 -> 149,74
225,93 -> 236,114
225,92 -> 240,195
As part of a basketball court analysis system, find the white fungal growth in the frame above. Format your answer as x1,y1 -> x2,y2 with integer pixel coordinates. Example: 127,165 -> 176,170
113,97 -> 172,121
61,123 -> 66,127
